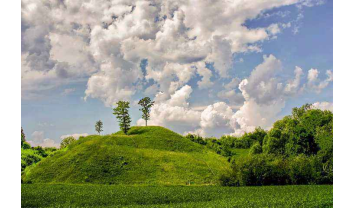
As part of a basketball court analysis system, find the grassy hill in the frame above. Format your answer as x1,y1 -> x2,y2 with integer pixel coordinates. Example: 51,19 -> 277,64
22,126 -> 230,185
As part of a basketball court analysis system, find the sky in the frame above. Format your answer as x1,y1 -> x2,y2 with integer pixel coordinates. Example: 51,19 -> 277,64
21,0 -> 333,147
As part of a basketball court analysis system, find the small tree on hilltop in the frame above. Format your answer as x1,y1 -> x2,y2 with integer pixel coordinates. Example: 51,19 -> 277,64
138,97 -> 155,126
113,101 -> 131,134
95,120 -> 103,135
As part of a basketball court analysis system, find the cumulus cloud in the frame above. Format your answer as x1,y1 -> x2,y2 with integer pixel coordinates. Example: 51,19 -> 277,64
22,0 -> 308,101
230,99 -> 285,136
218,55 -> 328,135
196,63 -> 213,89
135,53 -> 332,137
306,69 -> 333,93
312,102 -> 333,112
27,131 -> 60,148
138,85 -> 201,133
217,77 -> 244,105
22,1 -> 331,138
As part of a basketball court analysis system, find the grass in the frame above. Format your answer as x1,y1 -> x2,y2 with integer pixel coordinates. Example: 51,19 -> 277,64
22,126 -> 230,185
22,184 -> 333,207
230,148 -> 250,158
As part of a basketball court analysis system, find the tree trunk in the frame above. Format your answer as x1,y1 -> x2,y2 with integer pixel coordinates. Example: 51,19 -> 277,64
145,119 -> 147,127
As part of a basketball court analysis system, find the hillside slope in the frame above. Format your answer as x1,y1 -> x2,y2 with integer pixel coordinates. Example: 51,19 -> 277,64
23,126 -> 230,185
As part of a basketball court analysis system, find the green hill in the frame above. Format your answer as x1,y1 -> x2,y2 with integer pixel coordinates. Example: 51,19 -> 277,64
22,126 -> 230,185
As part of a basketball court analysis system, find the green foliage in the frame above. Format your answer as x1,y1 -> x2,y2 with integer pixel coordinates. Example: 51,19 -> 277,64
221,104 -> 333,186
22,184 -> 333,207
185,134 -> 207,145
220,154 -> 331,186
138,97 -> 155,126
113,101 -> 131,134
22,142 -> 31,150
21,149 -> 43,172
21,147 -> 58,173
21,127 -> 26,148
249,142 -> 262,155
95,120 -> 103,135
60,136 -> 76,149
185,128 -> 266,160
22,126 -> 230,185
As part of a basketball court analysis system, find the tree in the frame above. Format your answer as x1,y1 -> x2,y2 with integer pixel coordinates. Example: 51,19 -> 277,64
21,127 -> 26,147
95,120 -> 103,135
60,136 -> 76,149
138,97 -> 155,126
113,101 -> 131,134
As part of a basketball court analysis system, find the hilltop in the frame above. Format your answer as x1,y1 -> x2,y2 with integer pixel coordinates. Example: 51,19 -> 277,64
22,126 -> 230,185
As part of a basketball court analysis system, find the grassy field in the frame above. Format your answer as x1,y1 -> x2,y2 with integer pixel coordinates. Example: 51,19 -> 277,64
22,127 -> 230,185
22,184 -> 332,207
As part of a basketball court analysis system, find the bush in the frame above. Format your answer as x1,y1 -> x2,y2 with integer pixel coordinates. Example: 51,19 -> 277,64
249,142 -> 262,155
60,136 -> 76,149
185,134 -> 206,145
21,149 -> 43,172
220,154 -> 331,186
22,142 -> 31,150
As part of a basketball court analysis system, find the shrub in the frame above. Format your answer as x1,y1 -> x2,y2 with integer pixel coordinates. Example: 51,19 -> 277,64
249,142 -> 262,155
220,154 -> 331,186
22,142 -> 31,150
185,134 -> 206,145
60,136 -> 76,149
21,149 -> 43,172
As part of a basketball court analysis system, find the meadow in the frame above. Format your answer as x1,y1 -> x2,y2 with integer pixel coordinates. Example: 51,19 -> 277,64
22,184 -> 333,208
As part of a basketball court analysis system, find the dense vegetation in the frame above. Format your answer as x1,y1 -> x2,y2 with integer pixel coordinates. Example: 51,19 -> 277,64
22,184 -> 333,207
21,129 -> 57,174
22,126 -> 230,185
186,104 -> 333,186
186,127 -> 266,160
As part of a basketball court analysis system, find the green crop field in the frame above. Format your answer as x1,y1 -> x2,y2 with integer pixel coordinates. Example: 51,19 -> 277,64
22,184 -> 332,208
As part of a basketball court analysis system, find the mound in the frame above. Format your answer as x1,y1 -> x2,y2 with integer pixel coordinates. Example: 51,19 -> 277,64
23,126 -> 230,185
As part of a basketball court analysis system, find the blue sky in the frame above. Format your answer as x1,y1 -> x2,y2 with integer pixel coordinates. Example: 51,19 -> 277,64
21,0 -> 333,147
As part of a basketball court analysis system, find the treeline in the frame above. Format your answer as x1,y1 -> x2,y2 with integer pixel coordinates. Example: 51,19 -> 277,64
21,128 -> 57,173
186,104 -> 333,186
186,127 -> 266,160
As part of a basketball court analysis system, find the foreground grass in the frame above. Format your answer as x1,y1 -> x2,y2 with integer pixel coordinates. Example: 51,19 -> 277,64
22,184 -> 332,207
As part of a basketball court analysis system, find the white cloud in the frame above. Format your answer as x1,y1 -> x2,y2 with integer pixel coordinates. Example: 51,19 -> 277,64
167,85 -> 193,107
307,69 -> 333,93
267,24 -> 281,36
225,78 -> 241,90
22,1 -> 331,138
230,99 -> 285,136
217,90 -> 244,105
140,54 -> 331,137
312,102 -> 333,112
138,85 -> 201,133
196,63 -> 213,89
297,0 -> 325,8
22,0 -> 307,101
200,102 -> 233,129
28,131 -> 60,148
284,66 -> 304,95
